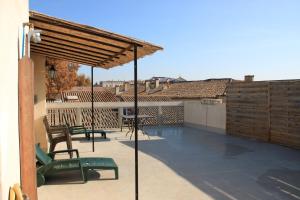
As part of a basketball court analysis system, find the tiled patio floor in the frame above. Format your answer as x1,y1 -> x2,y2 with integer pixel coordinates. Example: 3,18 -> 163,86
38,126 -> 300,200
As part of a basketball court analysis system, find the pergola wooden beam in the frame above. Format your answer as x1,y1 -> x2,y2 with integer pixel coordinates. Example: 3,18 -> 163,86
38,30 -> 125,53
41,35 -> 124,55
31,41 -> 115,59
31,49 -> 100,66
31,17 -> 140,47
32,20 -> 130,50
98,44 -> 133,66
31,46 -> 106,65
31,43 -> 109,61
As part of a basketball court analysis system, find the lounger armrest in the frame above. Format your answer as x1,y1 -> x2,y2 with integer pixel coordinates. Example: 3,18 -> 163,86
69,126 -> 87,134
69,126 -> 86,131
50,149 -> 80,159
70,125 -> 86,128
50,125 -> 68,130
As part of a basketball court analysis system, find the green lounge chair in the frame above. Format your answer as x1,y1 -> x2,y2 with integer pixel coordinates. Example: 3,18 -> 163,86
35,144 -> 118,186
62,114 -> 107,139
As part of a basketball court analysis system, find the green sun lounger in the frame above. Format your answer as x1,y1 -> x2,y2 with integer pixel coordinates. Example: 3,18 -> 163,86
68,126 -> 107,139
62,114 -> 107,139
35,144 -> 118,186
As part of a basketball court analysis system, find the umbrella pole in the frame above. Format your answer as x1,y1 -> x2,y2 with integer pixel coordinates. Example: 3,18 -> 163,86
91,66 -> 95,152
134,44 -> 139,200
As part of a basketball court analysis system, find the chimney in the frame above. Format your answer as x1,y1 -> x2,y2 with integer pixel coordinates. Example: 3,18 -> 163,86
244,75 -> 254,82
115,86 -> 121,95
145,81 -> 150,91
155,79 -> 160,88
124,82 -> 129,92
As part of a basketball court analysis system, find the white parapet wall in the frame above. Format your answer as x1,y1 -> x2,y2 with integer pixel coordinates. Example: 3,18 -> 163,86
0,0 -> 29,199
184,100 -> 226,132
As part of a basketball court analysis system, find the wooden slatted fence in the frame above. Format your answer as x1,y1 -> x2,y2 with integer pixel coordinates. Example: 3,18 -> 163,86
226,80 -> 300,149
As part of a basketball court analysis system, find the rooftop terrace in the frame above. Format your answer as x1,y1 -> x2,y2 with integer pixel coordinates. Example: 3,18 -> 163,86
38,126 -> 300,200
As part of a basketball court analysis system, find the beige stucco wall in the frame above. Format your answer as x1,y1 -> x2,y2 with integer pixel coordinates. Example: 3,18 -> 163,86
184,101 -> 226,131
0,0 -> 29,199
32,53 -> 48,151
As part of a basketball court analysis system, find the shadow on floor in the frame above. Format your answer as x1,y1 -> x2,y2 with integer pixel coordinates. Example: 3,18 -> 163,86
44,170 -> 100,185
121,125 -> 300,200
44,169 -> 116,185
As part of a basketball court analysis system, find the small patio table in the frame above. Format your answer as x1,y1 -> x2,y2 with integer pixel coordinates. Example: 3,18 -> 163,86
121,115 -> 154,139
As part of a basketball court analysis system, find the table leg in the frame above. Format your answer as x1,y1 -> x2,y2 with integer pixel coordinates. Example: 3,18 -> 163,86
126,119 -> 133,136
121,118 -> 123,132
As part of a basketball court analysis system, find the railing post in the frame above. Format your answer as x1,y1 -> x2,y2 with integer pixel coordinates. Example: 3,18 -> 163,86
118,107 -> 123,128
158,106 -> 162,125
76,108 -> 82,125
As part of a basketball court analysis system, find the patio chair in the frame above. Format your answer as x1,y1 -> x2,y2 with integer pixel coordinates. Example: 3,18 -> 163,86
35,144 -> 118,186
62,113 -> 107,139
43,116 -> 73,157
120,108 -> 134,132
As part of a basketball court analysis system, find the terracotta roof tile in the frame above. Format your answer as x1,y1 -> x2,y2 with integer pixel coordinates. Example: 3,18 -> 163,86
120,95 -> 172,102
62,87 -> 118,102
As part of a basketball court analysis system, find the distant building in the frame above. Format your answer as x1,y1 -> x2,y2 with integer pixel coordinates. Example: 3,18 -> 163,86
148,76 -> 187,83
99,80 -> 125,87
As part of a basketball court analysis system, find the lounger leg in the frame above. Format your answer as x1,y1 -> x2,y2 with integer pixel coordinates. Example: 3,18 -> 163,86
114,168 -> 119,179
130,131 -> 134,140
49,142 -> 56,153
37,172 -> 45,187
82,168 -> 88,182
66,140 -> 73,158
127,120 -> 131,131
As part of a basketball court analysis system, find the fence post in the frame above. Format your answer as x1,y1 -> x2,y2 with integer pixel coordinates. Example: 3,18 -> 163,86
158,106 -> 162,125
267,82 -> 271,142
76,108 -> 82,125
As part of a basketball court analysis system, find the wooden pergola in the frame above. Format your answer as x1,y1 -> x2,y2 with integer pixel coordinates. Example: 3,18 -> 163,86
24,11 -> 162,200
29,11 -> 162,68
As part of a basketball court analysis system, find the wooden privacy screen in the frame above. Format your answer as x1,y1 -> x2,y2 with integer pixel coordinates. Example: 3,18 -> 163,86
18,57 -> 37,199
226,80 -> 300,149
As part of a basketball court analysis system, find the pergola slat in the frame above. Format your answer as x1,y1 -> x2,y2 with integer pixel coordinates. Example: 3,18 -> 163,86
31,50 -> 99,66
31,43 -> 109,61
32,41 -> 115,59
30,15 -> 138,47
31,46 -> 106,64
31,48 -> 101,65
39,30 -> 124,53
31,19 -> 130,49
42,35 -> 124,55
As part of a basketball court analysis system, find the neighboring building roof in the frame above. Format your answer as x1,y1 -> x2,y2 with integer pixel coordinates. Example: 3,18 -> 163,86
120,84 -> 146,95
175,76 -> 186,82
47,78 -> 233,103
152,79 -> 232,99
118,79 -> 231,99
120,95 -> 172,102
61,87 -> 118,102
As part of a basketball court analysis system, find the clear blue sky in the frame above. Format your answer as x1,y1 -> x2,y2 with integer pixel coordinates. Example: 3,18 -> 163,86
30,0 -> 300,82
